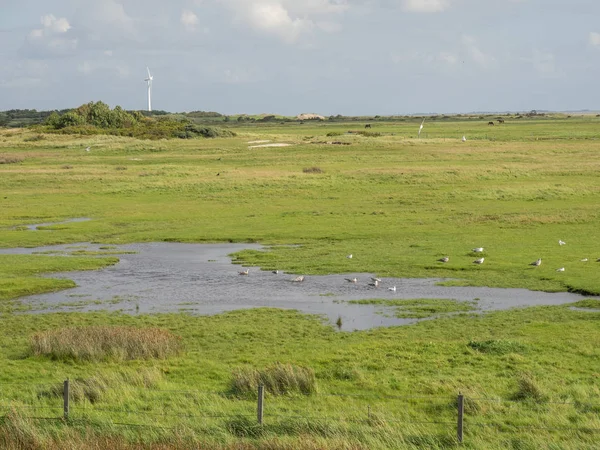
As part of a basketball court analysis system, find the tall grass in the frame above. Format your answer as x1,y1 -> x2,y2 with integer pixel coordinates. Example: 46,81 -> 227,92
38,368 -> 164,403
30,326 -> 182,362
230,363 -> 317,397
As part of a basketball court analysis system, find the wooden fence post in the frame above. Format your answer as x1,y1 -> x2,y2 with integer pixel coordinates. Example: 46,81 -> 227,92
63,379 -> 70,420
457,393 -> 464,444
257,385 -> 264,425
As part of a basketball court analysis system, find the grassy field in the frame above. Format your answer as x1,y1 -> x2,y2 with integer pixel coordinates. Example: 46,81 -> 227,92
1,116 -> 600,448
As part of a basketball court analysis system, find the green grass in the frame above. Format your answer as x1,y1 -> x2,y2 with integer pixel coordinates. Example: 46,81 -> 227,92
2,117 -> 599,297
1,117 -> 600,447
0,306 -> 598,448
347,298 -> 477,318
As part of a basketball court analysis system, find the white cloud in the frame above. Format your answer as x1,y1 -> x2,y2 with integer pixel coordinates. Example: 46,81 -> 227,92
438,52 -> 457,64
181,10 -> 199,31
402,0 -> 450,13
246,2 -> 314,43
26,13 -> 78,57
462,35 -> 495,68
104,50 -> 113,56
40,14 -> 71,33
589,32 -> 600,47
218,0 -> 346,43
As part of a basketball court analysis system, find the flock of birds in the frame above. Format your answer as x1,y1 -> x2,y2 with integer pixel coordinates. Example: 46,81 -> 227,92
237,240 -> 598,288
435,240 -> 599,272
238,254 -> 398,291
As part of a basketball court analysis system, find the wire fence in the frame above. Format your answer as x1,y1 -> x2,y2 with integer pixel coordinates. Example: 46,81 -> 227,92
1,380 -> 600,444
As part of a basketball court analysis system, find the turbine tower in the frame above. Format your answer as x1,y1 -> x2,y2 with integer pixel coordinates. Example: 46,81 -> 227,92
144,67 -> 153,112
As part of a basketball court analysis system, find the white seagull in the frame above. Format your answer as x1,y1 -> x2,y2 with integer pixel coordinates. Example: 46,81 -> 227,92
581,258 -> 588,262
530,259 -> 542,267
239,269 -> 249,275
388,286 -> 396,292
559,240 -> 566,246
473,258 -> 485,264
272,270 -> 279,274
556,267 -> 565,272
462,136 -> 467,142
368,280 -> 379,287
346,254 -> 353,259
292,275 -> 305,282
418,118 -> 425,138
345,277 -> 358,283
370,277 -> 382,282
437,257 -> 450,263
85,146 -> 91,152
472,247 -> 484,253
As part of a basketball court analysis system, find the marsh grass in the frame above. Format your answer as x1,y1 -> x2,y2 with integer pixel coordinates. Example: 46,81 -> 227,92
0,154 -> 24,164
230,363 -> 317,397
302,166 -> 323,174
348,298 -> 476,318
571,299 -> 600,309
30,326 -> 182,362
467,339 -> 527,355
38,368 -> 163,403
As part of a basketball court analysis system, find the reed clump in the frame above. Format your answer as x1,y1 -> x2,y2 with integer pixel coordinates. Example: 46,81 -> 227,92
230,363 -> 317,397
30,326 -> 182,362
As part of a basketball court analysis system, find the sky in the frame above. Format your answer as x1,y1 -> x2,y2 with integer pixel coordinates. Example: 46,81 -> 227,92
1,0 -> 600,115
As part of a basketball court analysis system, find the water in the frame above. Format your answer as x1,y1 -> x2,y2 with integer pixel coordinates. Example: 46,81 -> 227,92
0,242 -> 596,331
15,218 -> 92,231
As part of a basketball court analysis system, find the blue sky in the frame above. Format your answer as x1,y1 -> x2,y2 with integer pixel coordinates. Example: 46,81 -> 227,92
1,0 -> 600,115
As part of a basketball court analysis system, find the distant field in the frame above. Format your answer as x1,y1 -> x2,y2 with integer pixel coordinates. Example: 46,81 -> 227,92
0,117 -> 600,448
1,116 -> 599,296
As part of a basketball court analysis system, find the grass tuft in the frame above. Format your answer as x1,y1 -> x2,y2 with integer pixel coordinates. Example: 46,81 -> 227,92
30,326 -> 182,362
467,339 -> 527,355
513,374 -> 546,402
0,155 -> 24,164
37,368 -> 163,403
303,167 -> 324,174
230,363 -> 317,397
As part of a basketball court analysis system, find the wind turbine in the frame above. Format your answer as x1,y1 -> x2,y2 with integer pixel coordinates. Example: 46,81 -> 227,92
418,118 -> 425,138
144,67 -> 153,112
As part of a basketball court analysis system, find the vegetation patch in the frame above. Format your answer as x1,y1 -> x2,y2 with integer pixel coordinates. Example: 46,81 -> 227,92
38,368 -> 163,403
0,154 -> 24,164
303,166 -> 324,174
348,298 -> 476,319
512,373 -> 546,402
30,326 -> 182,362
230,363 -> 317,397
467,339 -> 527,355
570,299 -> 600,309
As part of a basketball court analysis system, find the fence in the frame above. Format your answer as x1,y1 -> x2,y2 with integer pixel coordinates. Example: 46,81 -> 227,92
2,380 -> 600,445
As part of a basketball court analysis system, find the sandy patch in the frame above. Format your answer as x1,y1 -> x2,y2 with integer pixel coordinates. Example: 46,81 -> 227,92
248,143 -> 292,149
247,140 -> 271,144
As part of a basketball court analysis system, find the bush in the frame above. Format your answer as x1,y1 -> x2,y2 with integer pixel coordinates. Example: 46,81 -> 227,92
30,326 -> 182,362
230,363 -> 317,397
303,167 -> 323,174
177,124 -> 237,139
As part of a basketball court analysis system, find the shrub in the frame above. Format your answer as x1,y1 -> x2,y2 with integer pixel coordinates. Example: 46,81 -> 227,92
303,167 -> 323,174
0,155 -> 24,164
230,363 -> 317,397
30,326 -> 182,362
23,134 -> 45,142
